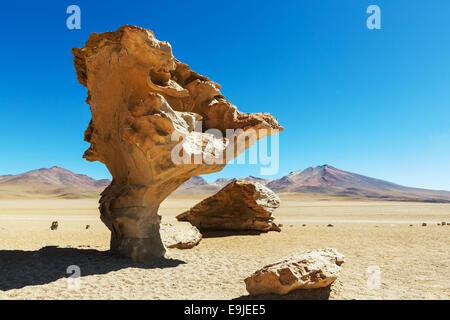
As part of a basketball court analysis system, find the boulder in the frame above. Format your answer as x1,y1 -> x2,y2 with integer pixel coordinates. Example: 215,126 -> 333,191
160,223 -> 202,249
177,180 -> 281,232
72,25 -> 282,261
244,248 -> 344,295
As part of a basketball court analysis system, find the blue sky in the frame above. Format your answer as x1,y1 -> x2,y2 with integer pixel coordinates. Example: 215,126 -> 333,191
0,1 -> 449,190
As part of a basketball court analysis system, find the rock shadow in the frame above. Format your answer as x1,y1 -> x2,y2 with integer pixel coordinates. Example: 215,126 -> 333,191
234,286 -> 332,300
0,246 -> 185,291
201,230 -> 265,238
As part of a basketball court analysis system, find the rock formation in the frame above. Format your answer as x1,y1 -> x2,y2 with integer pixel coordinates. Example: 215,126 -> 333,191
244,248 -> 344,295
72,25 -> 282,261
176,180 -> 281,232
160,223 -> 202,249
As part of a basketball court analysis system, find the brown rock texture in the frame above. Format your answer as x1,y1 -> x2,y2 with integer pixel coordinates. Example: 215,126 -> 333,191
72,25 -> 282,261
160,223 -> 202,249
244,248 -> 345,295
176,180 -> 281,232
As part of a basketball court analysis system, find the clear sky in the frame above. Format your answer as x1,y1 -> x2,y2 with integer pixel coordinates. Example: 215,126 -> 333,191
0,1 -> 449,190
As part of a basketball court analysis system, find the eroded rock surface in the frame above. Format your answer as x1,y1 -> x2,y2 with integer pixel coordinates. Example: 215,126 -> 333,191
160,223 -> 202,249
176,180 -> 281,232
72,25 -> 282,261
244,248 -> 345,295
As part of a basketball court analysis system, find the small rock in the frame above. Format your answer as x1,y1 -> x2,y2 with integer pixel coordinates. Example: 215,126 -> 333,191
302,224 -> 307,227
289,225 -> 294,227
409,224 -> 413,227
50,221 -> 58,230
86,225 -> 90,229
437,223 -> 441,226
278,223 -> 283,228
441,222 -> 446,226
422,223 -> 427,226
327,224 -> 334,227
244,248 -> 344,295
160,223 -> 202,249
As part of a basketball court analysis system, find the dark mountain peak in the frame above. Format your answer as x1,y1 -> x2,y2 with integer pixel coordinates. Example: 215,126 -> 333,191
319,164 -> 335,171
303,164 -> 335,172
40,166 -> 65,171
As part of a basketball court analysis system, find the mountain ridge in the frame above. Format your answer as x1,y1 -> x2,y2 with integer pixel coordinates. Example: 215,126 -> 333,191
0,166 -> 110,189
0,166 -> 110,199
176,164 -> 450,202
1,165 -> 450,202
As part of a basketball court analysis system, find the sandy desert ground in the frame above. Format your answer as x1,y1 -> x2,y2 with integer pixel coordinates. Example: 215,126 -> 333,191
0,195 -> 449,300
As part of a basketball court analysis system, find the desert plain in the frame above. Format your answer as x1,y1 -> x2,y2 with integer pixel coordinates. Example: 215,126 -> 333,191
0,194 -> 449,300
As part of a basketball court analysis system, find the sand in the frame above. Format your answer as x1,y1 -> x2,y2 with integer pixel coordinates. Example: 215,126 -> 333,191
0,196 -> 449,300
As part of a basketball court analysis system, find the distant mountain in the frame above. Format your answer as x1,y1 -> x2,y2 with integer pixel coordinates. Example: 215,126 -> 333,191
267,164 -> 401,191
0,166 -> 110,199
211,178 -> 234,188
242,176 -> 270,185
265,176 -> 296,191
173,176 -> 270,196
266,165 -> 450,202
209,176 -> 269,188
0,166 -> 110,189
176,165 -> 450,202
177,176 -> 208,189
1,165 -> 449,202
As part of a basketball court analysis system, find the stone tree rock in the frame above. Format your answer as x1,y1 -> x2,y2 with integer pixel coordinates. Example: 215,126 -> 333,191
72,25 -> 282,261
176,180 -> 281,232
244,248 -> 345,295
